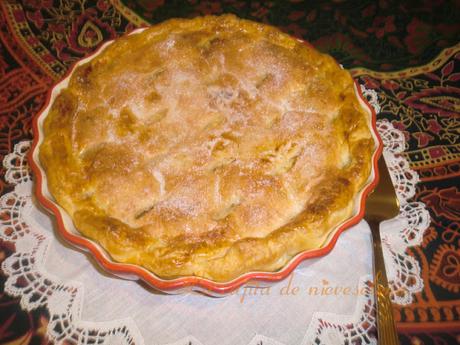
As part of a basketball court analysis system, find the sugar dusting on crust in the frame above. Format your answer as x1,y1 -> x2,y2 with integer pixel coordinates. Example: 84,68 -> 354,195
152,170 -> 166,196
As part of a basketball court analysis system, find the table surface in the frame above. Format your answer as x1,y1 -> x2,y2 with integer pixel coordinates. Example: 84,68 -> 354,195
0,1 -> 459,344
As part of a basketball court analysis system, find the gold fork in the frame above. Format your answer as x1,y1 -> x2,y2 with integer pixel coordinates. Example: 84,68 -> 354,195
365,157 -> 400,344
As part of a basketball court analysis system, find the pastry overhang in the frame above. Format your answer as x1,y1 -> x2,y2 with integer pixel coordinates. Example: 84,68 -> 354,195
39,14 -> 375,281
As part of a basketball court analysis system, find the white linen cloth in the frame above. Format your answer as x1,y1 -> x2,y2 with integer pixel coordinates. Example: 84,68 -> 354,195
1,113 -> 430,344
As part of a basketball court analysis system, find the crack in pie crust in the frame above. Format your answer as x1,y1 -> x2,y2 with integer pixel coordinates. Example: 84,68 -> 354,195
39,15 -> 375,282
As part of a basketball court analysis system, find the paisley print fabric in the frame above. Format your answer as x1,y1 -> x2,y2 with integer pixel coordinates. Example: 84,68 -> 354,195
0,1 -> 458,344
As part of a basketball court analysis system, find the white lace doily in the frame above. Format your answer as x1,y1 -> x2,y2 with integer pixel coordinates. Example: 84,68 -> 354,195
1,86 -> 430,345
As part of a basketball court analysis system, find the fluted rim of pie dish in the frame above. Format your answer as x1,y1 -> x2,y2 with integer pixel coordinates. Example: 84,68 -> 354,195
29,26 -> 383,296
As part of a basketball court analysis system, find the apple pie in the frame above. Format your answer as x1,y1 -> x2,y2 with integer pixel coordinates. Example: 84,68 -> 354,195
39,15 -> 375,282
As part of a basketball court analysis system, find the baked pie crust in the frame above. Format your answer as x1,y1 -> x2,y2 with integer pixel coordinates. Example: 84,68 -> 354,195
39,15 -> 375,282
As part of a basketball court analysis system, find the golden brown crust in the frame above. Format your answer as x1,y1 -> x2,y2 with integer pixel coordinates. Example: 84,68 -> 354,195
39,15 -> 375,281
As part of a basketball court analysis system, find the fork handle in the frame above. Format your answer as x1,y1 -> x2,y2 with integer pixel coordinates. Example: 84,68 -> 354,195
369,219 -> 400,345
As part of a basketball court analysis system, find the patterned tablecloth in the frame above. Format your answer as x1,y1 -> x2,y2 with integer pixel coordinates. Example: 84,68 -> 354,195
0,1 -> 459,344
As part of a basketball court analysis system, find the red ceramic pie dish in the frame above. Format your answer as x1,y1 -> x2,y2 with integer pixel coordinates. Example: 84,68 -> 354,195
29,27 -> 382,296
